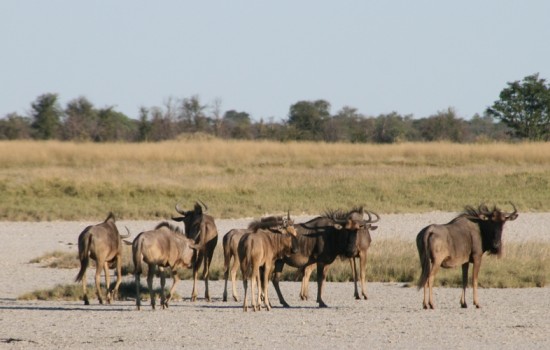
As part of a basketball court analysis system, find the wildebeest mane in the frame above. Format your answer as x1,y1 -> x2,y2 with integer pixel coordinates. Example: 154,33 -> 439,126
248,216 -> 284,232
323,207 -> 363,221
155,221 -> 184,235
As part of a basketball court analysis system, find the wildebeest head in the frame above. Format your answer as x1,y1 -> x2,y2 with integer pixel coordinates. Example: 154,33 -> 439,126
249,212 -> 299,254
172,201 -> 208,240
325,208 -> 370,258
464,203 -> 519,256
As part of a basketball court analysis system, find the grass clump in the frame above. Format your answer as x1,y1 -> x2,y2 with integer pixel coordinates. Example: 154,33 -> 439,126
29,251 -> 79,269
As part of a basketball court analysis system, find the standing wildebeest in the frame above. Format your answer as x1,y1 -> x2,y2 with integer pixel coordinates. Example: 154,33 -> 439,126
222,228 -> 248,302
75,212 -> 130,305
172,200 -> 218,301
132,222 -> 197,310
238,215 -> 298,312
271,209 -> 366,308
222,216 -> 288,302
416,203 -> 518,309
299,208 -> 380,301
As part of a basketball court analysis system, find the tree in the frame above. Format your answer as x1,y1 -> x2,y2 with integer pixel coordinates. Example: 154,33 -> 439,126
63,96 -> 98,141
0,113 -> 32,139
414,108 -> 468,142
179,95 -> 209,133
222,110 -> 252,139
372,112 -> 414,143
287,99 -> 331,140
95,107 -> 136,142
487,73 -> 550,141
30,93 -> 63,139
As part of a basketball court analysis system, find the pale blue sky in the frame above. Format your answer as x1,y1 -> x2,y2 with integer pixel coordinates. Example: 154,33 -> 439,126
1,1 -> 549,121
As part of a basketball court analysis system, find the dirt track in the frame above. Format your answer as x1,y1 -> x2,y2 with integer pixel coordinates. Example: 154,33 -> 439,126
0,213 -> 549,349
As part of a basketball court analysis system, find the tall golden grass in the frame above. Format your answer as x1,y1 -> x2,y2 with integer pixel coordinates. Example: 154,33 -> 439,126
1,140 -> 549,220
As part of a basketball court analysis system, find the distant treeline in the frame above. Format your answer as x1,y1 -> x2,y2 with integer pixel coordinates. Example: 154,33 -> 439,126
0,93 -> 514,143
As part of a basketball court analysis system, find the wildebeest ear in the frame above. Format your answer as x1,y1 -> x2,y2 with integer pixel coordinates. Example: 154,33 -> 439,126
478,214 -> 489,221
333,224 -> 343,230
172,216 -> 185,222
370,225 -> 378,231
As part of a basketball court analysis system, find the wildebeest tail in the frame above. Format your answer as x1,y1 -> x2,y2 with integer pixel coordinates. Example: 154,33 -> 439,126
132,235 -> 143,275
416,226 -> 432,290
75,226 -> 92,282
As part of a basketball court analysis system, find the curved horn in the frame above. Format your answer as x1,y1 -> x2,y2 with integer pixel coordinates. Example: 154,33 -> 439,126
119,226 -> 131,239
175,203 -> 186,215
506,202 -> 519,220
365,211 -> 380,224
198,200 -> 209,213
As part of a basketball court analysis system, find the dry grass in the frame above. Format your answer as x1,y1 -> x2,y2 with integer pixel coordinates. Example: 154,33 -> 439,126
1,140 -> 549,220
26,238 -> 550,302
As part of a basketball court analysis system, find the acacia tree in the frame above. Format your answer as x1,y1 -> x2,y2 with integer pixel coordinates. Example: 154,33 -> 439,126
487,73 -> 550,141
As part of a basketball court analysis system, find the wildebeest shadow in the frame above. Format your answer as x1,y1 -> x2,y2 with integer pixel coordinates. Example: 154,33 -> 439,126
0,304 -> 130,312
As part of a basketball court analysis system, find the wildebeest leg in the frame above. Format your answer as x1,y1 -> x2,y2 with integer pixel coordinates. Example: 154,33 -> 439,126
166,270 -> 179,308
135,272 -> 141,310
242,277 -> 249,312
147,264 -> 156,310
472,256 -> 482,308
316,263 -> 330,308
262,263 -> 273,311
350,258 -> 360,300
254,264 -> 262,311
222,254 -> 230,302
359,251 -> 369,300
426,260 -> 441,309
230,256 -> 240,302
300,264 -> 314,301
271,260 -> 290,307
203,253 -> 211,301
159,267 -> 167,309
95,261 -> 105,304
81,270 -> 90,305
111,254 -> 123,302
191,254 -> 203,302
103,261 -> 112,304
460,263 -> 469,308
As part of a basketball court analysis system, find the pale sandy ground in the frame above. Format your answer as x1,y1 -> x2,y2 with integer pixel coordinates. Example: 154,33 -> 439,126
0,213 -> 549,349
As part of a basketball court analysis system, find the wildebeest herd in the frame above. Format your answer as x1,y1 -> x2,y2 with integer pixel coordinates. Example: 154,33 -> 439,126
75,201 -> 518,311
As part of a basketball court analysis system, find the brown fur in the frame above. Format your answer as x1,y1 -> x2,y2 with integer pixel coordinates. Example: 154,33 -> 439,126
238,216 -> 297,312
75,212 -> 129,305
271,209 -> 366,308
173,201 -> 219,302
298,208 -> 380,301
416,203 -> 518,309
221,216 -> 285,302
131,222 -> 196,310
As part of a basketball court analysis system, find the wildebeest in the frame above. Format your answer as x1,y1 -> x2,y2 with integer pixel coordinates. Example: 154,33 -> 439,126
222,228 -> 248,302
271,209 -> 366,308
416,203 -> 518,309
172,201 -> 218,302
298,208 -> 380,301
131,222 -> 197,310
222,216 -> 288,302
238,214 -> 298,312
75,212 -> 130,305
